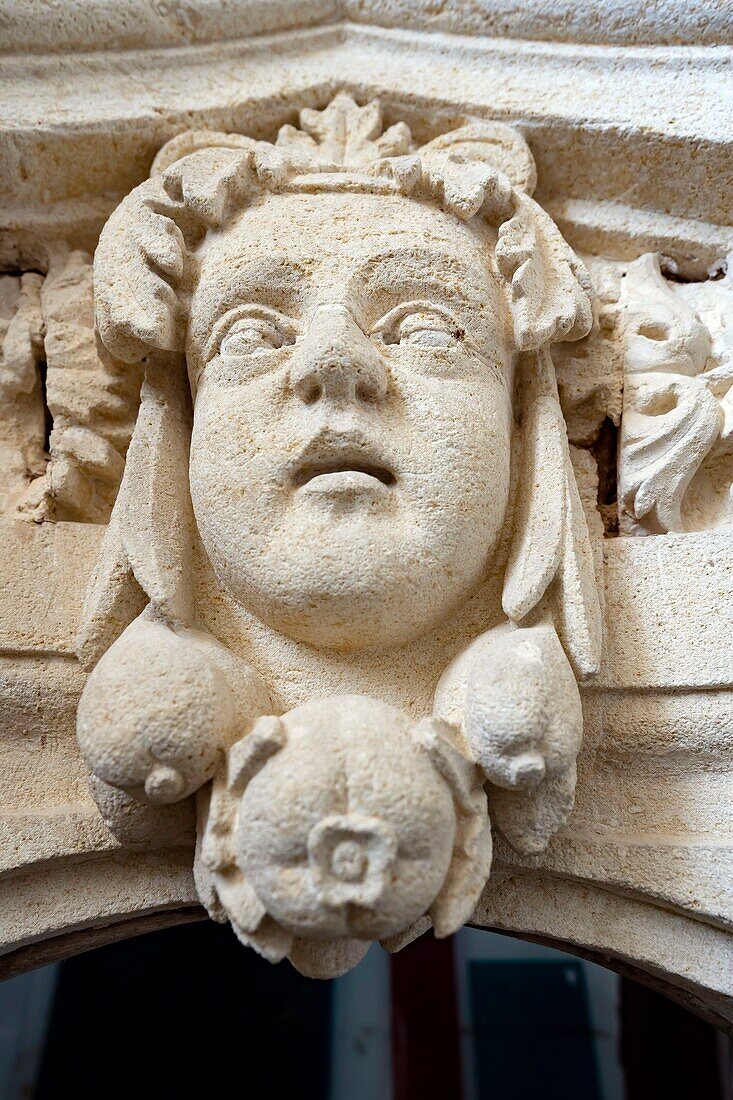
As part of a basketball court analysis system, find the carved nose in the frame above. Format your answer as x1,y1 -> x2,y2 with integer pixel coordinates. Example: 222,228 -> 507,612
290,306 -> 388,406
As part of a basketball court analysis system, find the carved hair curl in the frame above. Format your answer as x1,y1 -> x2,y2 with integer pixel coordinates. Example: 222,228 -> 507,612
94,114 -> 593,364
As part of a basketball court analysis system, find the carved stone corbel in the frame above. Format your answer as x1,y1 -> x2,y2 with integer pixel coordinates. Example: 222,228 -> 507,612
70,95 -> 600,976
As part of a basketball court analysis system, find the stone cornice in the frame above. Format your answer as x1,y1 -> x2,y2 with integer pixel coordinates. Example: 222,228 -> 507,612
1,0 -> 730,54
1,21 -> 731,270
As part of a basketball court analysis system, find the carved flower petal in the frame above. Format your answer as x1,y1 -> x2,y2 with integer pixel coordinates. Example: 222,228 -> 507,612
289,937 -> 371,979
232,915 -> 293,965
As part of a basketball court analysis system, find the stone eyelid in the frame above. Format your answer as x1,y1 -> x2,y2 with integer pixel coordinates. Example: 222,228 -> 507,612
371,300 -> 461,345
370,301 -> 504,377
204,305 -> 300,364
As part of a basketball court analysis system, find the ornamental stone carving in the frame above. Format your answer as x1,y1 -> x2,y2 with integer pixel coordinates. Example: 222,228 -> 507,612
1,0 -> 732,1026
618,252 -> 733,534
73,94 -> 600,976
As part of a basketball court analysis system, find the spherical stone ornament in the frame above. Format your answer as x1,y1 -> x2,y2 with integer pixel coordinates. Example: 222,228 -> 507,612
234,697 -> 456,941
197,694 -> 492,977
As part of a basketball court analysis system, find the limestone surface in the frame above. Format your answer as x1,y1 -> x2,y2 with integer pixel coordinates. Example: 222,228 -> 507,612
0,0 -> 731,1020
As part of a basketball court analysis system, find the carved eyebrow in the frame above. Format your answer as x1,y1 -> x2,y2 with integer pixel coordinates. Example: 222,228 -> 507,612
195,254 -> 307,315
361,271 -> 497,325
357,246 -> 491,291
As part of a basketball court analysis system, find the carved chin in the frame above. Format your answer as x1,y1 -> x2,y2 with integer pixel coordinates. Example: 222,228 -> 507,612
254,594 -> 448,651
207,543 -> 490,651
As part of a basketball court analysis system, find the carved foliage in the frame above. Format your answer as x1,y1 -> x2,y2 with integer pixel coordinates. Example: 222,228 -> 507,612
0,273 -> 46,513
619,253 -> 732,534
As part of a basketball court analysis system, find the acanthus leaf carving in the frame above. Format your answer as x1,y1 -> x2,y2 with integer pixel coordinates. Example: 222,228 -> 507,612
619,252 -> 733,534
277,92 -> 412,167
621,373 -> 723,533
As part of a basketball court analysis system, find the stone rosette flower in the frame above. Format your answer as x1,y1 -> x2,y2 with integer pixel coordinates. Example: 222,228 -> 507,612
195,695 -> 492,978
307,813 -> 398,911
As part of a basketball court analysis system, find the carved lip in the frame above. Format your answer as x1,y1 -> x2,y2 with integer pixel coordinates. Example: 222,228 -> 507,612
293,459 -> 396,489
290,433 -> 396,490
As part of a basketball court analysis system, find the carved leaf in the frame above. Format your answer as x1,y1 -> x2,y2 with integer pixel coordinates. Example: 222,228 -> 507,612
490,764 -> 577,856
418,121 -> 537,194
161,146 -> 255,227
496,194 -> 594,351
620,374 -> 723,533
88,773 -> 194,851
621,252 -> 711,376
117,359 -> 194,623
76,358 -> 194,667
279,93 -> 411,167
150,129 -> 258,177
554,458 -> 604,678
502,395 -> 565,620
94,178 -> 186,363
618,253 -> 729,534
75,507 -> 147,670
412,717 -> 493,936
0,272 -> 43,397
503,351 -> 603,679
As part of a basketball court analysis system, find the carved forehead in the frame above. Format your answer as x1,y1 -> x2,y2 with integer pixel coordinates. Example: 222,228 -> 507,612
206,188 -> 495,251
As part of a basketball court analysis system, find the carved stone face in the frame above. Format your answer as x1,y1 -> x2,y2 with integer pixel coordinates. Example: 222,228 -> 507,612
188,189 -> 514,649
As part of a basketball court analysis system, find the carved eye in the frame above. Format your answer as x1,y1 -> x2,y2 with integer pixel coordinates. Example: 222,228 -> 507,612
396,313 -> 459,348
218,313 -> 296,358
373,303 -> 463,349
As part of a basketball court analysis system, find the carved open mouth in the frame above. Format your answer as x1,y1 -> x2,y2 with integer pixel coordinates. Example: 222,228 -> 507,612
293,459 -> 396,489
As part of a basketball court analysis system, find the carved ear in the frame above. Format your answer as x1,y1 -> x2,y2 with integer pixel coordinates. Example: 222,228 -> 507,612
503,350 -> 603,679
76,357 -> 194,668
